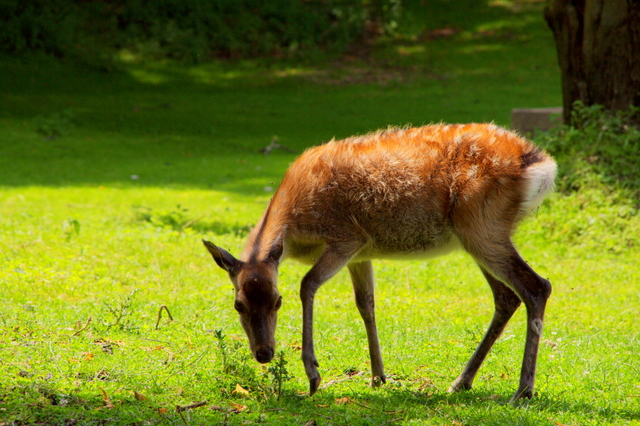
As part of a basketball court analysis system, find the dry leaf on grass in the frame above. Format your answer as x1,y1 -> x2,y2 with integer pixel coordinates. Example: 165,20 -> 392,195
133,390 -> 147,401
335,397 -> 353,405
232,384 -> 251,398
176,401 -> 207,412
228,402 -> 248,413
98,388 -> 114,409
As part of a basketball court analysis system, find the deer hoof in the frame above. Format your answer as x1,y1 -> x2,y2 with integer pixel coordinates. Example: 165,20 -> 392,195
509,386 -> 533,404
371,375 -> 386,387
309,376 -> 321,396
447,378 -> 472,393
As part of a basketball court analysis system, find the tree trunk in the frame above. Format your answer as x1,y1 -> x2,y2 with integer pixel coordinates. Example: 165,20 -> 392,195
544,0 -> 640,124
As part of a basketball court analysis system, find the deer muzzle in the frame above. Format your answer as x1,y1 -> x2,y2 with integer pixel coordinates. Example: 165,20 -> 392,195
255,346 -> 274,363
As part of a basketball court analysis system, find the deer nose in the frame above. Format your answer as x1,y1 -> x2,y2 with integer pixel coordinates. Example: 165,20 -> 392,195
255,347 -> 274,363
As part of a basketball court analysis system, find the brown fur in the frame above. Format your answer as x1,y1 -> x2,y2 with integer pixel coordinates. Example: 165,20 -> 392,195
204,123 -> 557,402
248,124 -> 551,262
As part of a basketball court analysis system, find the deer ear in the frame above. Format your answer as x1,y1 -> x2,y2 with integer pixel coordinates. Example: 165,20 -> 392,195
203,240 -> 240,272
266,235 -> 284,266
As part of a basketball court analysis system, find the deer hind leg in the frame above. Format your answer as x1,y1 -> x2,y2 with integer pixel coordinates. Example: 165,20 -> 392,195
348,260 -> 386,387
449,266 -> 522,393
300,246 -> 360,396
462,239 -> 551,402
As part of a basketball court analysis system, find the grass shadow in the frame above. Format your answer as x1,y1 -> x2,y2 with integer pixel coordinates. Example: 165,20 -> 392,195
3,383 -> 637,426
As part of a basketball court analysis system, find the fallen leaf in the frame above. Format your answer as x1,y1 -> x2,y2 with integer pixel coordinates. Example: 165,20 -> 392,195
94,338 -> 125,346
99,388 -> 114,409
83,352 -> 94,361
335,397 -> 353,405
232,384 -> 251,398
228,402 -> 248,413
141,345 -> 165,352
158,408 -> 167,414
176,401 -> 208,412
96,370 -> 110,381
133,390 -> 147,401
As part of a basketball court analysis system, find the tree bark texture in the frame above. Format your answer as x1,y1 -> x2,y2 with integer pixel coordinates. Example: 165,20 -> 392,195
544,0 -> 640,124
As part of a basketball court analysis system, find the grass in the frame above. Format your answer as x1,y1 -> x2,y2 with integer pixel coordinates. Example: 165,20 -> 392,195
1,1 -> 639,425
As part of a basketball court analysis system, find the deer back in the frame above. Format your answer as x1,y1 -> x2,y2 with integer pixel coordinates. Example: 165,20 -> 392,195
260,123 -> 555,262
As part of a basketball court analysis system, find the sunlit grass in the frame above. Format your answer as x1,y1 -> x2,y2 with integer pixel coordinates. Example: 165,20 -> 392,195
1,183 -> 638,425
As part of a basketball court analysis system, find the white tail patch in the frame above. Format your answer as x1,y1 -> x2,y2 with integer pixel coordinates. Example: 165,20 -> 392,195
520,159 -> 557,217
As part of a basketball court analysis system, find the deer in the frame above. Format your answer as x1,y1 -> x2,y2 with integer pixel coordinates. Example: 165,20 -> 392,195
203,123 -> 557,402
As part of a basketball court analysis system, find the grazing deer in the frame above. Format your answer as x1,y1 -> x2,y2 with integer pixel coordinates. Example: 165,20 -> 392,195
203,123 -> 556,402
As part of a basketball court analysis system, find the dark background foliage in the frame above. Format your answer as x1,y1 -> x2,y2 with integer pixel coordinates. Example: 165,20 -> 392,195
0,0 -> 401,64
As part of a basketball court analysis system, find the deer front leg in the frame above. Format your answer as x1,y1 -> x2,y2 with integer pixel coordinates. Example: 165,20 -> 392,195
300,248 -> 357,396
348,260 -> 386,387
300,278 -> 322,395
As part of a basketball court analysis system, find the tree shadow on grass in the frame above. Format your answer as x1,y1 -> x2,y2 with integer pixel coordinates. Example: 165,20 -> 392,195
3,384 -> 638,426
300,387 -> 640,425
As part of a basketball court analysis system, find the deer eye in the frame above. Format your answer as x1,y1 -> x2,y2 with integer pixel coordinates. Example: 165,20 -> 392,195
234,301 -> 247,314
274,296 -> 282,310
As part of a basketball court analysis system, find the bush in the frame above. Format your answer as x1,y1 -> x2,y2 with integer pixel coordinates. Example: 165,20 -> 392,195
534,101 -> 640,202
0,0 -> 402,65
531,102 -> 640,254
0,0 -> 116,65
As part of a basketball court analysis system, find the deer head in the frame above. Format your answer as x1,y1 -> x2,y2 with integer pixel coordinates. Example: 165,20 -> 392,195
203,239 -> 283,364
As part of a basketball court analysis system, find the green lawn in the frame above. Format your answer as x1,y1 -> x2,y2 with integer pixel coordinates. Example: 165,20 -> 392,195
1,2 -> 639,425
